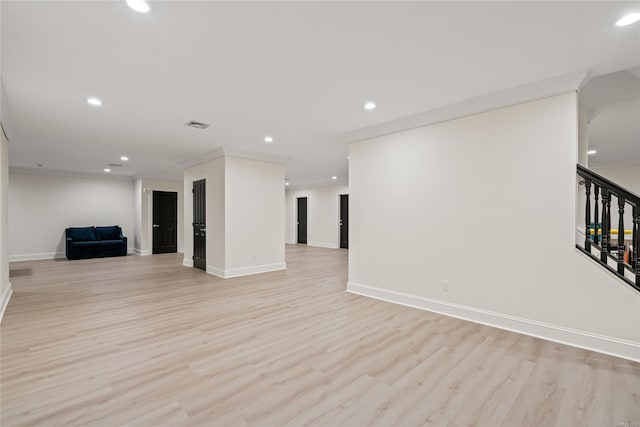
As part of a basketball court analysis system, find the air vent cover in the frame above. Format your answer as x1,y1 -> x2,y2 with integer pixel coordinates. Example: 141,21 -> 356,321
108,163 -> 123,167
185,120 -> 210,130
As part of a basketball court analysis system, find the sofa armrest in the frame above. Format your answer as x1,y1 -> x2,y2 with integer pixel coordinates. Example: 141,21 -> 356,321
66,237 -> 74,259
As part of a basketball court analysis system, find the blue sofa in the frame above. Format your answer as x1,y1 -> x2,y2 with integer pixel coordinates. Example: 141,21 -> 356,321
65,226 -> 128,260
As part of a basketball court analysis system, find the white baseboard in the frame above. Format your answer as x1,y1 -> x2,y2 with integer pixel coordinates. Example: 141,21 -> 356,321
182,258 -> 193,268
9,252 -> 64,262
346,282 -> 640,363
207,262 -> 287,279
308,242 -> 339,249
178,247 -> 184,253
206,265 -> 225,278
0,283 -> 13,323
133,248 -> 151,256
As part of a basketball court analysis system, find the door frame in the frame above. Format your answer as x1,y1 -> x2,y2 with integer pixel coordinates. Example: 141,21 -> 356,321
152,190 -> 178,254
191,177 -> 207,270
339,193 -> 349,249
296,196 -> 308,244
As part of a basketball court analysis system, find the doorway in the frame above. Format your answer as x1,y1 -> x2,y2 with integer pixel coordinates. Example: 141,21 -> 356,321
297,197 -> 307,244
152,191 -> 178,254
193,179 -> 206,271
340,194 -> 348,249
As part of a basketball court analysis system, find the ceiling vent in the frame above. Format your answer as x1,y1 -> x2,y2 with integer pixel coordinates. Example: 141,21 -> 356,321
108,163 -> 123,168
185,120 -> 210,130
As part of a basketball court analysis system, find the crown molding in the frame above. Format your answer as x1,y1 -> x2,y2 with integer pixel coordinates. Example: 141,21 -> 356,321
9,166 -> 136,181
181,146 -> 288,170
286,181 -> 349,191
344,68 -> 591,144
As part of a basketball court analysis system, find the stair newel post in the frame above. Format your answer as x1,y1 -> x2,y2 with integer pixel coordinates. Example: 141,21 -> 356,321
594,185 -> 600,245
617,196 -> 626,275
584,179 -> 592,251
601,189 -> 610,263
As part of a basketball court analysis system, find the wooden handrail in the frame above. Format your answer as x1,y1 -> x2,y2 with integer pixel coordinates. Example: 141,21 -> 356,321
577,164 -> 640,207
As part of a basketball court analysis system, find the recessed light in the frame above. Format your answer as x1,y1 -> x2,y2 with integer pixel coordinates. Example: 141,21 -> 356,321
87,97 -> 102,106
285,182 -> 290,186
332,176 -> 337,180
347,156 -> 350,160
616,13 -> 640,26
126,0 -> 150,13
587,150 -> 597,155
120,156 -> 129,161
264,136 -> 274,143
363,102 -> 376,110
104,168 -> 111,173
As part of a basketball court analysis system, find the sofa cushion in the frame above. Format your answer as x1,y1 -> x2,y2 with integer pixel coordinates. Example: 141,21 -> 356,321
95,226 -> 121,241
95,239 -> 125,246
67,227 -> 96,241
70,241 -> 99,246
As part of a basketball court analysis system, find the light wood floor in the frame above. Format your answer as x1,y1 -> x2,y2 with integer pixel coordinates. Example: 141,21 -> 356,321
2,245 -> 639,426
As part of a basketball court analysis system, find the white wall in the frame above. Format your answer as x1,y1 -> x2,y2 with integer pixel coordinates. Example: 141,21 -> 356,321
591,165 -> 640,194
285,185 -> 349,248
0,128 -> 11,320
8,172 -> 135,260
225,157 -> 285,275
183,158 -> 226,272
348,92 -> 640,361
183,156 -> 286,278
134,178 -> 184,256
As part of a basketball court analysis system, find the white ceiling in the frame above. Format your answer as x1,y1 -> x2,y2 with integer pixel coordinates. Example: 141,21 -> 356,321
2,1 -> 639,186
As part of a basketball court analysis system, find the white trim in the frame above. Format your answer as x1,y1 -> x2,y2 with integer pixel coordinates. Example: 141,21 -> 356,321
346,281 -> 640,362
181,146 -> 287,169
9,166 -> 135,181
286,181 -> 349,191
182,258 -> 193,268
207,262 -> 287,279
344,69 -> 590,144
181,147 -> 225,168
9,252 -> 65,262
0,283 -> 13,323
178,247 -> 184,253
206,265 -> 226,278
133,248 -> 152,256
308,242 -> 339,249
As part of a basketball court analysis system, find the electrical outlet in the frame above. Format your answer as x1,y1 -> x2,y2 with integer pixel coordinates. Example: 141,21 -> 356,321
442,280 -> 449,292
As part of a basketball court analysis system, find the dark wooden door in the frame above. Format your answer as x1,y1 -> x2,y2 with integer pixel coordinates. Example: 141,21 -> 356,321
297,197 -> 307,244
193,179 -> 206,271
340,194 -> 349,249
152,191 -> 178,254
